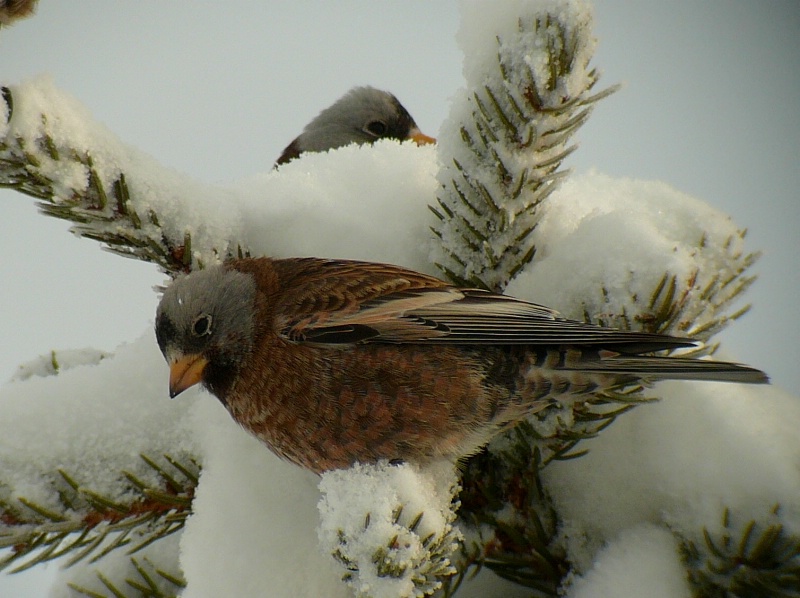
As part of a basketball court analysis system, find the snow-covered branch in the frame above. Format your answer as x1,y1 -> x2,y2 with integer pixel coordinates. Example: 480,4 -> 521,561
431,1 -> 616,292
1,0 -> 796,596
318,463 -> 461,598
0,80 -> 245,274
0,336 -> 199,577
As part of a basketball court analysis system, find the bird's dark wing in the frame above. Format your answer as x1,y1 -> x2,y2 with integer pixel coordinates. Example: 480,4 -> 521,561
270,258 -> 694,352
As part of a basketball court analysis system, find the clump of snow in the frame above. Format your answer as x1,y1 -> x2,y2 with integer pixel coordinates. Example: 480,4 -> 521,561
235,139 -> 439,271
564,525 -> 691,598
0,333 -> 198,512
544,380 -> 800,575
507,170 -> 750,336
179,398 -> 347,598
11,347 -> 109,382
318,461 -> 461,598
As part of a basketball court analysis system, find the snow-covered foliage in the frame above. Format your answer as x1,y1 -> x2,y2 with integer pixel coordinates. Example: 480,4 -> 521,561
11,348 -> 108,381
508,172 -> 757,344
0,75 -> 439,274
0,335 -> 197,510
549,381 -> 800,596
318,462 -> 461,598
432,0 -> 609,292
1,1 -> 797,597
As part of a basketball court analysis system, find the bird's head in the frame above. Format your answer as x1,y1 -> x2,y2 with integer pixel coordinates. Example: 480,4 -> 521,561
155,265 -> 257,399
299,86 -> 435,152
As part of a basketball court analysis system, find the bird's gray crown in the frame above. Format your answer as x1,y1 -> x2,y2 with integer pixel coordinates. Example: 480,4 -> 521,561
156,265 -> 257,356
299,86 -> 410,152
309,86 -> 398,128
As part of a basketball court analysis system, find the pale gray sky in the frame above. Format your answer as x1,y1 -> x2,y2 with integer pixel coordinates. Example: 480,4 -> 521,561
1,1 -> 798,594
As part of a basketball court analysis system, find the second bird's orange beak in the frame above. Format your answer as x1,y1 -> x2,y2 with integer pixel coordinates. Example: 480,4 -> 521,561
169,353 -> 208,398
407,127 -> 436,146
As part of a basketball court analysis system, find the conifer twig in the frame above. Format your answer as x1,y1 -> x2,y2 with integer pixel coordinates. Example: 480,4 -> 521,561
0,454 -> 198,573
432,7 -> 617,293
0,84 -> 249,275
679,506 -> 800,597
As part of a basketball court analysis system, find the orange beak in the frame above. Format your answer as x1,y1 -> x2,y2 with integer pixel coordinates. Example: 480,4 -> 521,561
169,353 -> 209,398
407,127 -> 436,146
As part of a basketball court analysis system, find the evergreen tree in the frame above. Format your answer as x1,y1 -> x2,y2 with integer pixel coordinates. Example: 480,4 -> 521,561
1,2 -> 797,596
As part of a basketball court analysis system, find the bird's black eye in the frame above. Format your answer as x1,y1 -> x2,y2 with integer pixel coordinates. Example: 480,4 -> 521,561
192,314 -> 213,337
365,120 -> 388,137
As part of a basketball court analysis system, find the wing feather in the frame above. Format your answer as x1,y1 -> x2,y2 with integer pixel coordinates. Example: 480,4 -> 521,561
271,259 -> 694,352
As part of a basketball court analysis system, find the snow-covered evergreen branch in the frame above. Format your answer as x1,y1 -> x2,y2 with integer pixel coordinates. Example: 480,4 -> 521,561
0,82 -> 246,274
0,453 -> 196,575
1,1 -> 796,596
423,1 -> 772,593
318,463 -> 461,598
680,505 -> 800,597
431,2 -> 616,292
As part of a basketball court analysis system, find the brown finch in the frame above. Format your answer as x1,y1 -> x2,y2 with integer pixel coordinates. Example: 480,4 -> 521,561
155,257 -> 767,473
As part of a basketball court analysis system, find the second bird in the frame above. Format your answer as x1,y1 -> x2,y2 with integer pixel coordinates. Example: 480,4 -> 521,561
275,86 -> 435,166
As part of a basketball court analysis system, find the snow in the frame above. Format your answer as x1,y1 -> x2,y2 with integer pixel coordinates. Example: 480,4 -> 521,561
11,347 -> 109,381
1,1 -> 798,597
235,141 -> 439,269
179,399 -> 346,598
506,170 -> 752,339
544,380 -> 800,575
318,462 -> 460,598
564,525 -> 692,598
0,333 -> 198,510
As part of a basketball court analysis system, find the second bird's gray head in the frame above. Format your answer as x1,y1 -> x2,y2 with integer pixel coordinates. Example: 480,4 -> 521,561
275,86 -> 434,165
155,265 -> 257,399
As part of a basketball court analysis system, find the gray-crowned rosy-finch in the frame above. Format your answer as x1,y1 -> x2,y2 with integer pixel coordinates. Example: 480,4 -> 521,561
155,257 -> 767,473
275,86 -> 434,166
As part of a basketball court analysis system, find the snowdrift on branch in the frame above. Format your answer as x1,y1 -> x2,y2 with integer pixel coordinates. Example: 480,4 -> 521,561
1,0 -> 797,596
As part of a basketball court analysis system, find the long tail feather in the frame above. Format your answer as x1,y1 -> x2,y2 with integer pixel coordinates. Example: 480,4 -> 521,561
578,355 -> 769,384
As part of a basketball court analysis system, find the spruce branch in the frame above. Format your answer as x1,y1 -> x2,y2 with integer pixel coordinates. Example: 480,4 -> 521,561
432,7 -> 617,293
580,229 -> 760,356
0,83 -> 249,275
0,453 -> 198,574
66,555 -> 186,598
457,421 -> 566,596
679,506 -> 800,597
